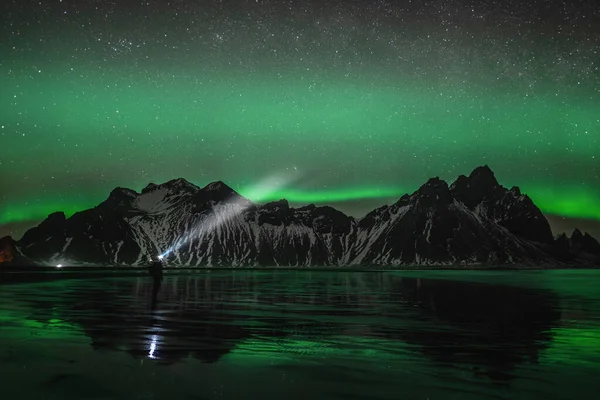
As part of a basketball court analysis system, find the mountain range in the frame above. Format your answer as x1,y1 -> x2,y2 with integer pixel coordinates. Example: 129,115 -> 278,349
1,166 -> 599,268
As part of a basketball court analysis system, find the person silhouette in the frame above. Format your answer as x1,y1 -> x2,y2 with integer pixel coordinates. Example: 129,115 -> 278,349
148,255 -> 164,310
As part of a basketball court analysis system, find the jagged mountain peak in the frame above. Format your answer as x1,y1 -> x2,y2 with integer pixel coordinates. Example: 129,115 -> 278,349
47,211 -> 66,221
262,199 -> 290,209
417,177 -> 448,191
450,166 -> 500,199
202,180 -> 232,192
195,180 -> 253,207
296,203 -> 317,211
568,229 -> 600,256
164,177 -> 200,190
393,193 -> 411,207
571,228 -> 583,239
131,179 -> 202,214
102,187 -> 139,208
141,182 -> 159,194
554,232 -> 570,251
450,165 -> 499,191
200,180 -> 235,196
450,174 -> 468,188
469,165 -> 497,181
109,187 -> 138,198
447,166 -> 554,244
141,178 -> 199,194
469,165 -> 501,194
302,204 -> 353,223
509,186 -> 522,196
412,177 -> 451,206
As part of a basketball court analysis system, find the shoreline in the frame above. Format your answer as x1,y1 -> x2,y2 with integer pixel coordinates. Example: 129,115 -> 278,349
1,264 -> 598,285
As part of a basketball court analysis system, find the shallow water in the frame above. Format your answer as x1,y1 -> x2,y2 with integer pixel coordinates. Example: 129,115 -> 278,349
1,270 -> 599,399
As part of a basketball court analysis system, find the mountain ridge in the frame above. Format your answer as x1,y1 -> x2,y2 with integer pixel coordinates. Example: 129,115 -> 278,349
3,167 -> 599,268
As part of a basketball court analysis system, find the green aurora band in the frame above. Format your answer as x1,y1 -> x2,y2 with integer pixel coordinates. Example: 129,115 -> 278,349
1,7 -> 599,236
1,183 -> 600,227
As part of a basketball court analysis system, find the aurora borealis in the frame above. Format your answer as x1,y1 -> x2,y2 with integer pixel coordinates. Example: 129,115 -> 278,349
1,0 -> 599,240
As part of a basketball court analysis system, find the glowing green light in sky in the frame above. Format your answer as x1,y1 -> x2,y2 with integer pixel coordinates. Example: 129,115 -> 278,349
1,41 -> 599,238
239,186 -> 409,203
2,182 -> 599,231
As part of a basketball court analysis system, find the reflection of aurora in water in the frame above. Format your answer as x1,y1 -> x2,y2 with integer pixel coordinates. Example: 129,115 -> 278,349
0,271 -> 599,399
225,335 -> 416,366
542,328 -> 600,367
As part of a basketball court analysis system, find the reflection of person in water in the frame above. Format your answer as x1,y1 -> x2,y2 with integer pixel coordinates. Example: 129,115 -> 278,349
148,255 -> 164,310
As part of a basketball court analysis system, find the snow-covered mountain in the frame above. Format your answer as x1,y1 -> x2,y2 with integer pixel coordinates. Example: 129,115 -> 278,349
6,166 -> 600,267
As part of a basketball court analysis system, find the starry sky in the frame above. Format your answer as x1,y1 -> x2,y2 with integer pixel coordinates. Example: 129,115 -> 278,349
1,0 -> 599,240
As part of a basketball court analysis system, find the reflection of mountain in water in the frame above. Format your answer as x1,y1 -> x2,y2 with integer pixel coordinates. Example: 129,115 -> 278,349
82,276 -> 265,364
24,276 -> 261,364
388,277 -> 561,380
24,272 -> 560,379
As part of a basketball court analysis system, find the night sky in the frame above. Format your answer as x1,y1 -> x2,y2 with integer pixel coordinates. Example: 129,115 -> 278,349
1,0 -> 599,240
